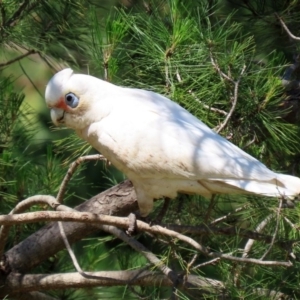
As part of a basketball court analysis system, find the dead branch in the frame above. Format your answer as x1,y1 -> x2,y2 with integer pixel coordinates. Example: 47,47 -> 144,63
101,224 -> 179,284
0,49 -> 37,67
0,195 -> 69,258
4,180 -> 138,273
234,214 -> 275,286
188,90 -> 228,116
192,258 -> 220,271
260,199 -> 282,260
3,270 -> 224,295
216,66 -> 246,133
210,52 -> 233,82
242,214 -> 274,259
56,154 -> 106,203
210,204 -> 249,225
209,49 -> 246,133
0,210 -> 292,267
275,13 -> 300,41
55,154 -> 106,279
4,269 -> 291,299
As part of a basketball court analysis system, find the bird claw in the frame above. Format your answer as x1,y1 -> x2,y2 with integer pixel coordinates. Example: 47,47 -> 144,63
126,212 -> 137,236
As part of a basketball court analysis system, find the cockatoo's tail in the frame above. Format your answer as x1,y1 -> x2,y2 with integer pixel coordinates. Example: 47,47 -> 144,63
45,68 -> 300,216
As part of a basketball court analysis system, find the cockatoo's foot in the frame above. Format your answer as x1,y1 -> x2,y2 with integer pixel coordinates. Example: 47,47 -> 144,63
126,211 -> 149,235
126,212 -> 137,236
126,211 -> 152,235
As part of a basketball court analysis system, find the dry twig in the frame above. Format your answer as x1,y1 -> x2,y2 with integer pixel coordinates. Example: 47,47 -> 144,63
192,258 -> 221,271
209,50 -> 246,133
0,49 -> 37,67
0,195 -> 67,257
56,154 -> 106,203
3,270 -> 224,295
275,13 -> 300,41
188,90 -> 228,116
210,204 -> 249,225
260,199 -> 282,260
0,211 -> 293,267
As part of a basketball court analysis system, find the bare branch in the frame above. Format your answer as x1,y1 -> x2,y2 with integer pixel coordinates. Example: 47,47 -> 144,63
283,216 -> 299,230
192,258 -> 220,271
0,49 -> 37,67
215,65 -> 247,133
4,180 -> 138,273
3,270 -> 224,295
209,48 -> 247,133
176,68 -> 182,82
0,211 -> 293,267
234,213 -> 275,285
188,90 -> 228,116
187,253 -> 198,270
242,214 -> 274,258
260,199 -> 282,260
210,204 -> 249,225
275,13 -> 300,41
58,220 -> 127,282
56,154 -> 106,203
210,52 -> 233,82
0,195 -> 68,258
101,224 -> 179,284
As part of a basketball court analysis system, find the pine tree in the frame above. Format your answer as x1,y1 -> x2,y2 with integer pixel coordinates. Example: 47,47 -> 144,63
1,0 -> 300,299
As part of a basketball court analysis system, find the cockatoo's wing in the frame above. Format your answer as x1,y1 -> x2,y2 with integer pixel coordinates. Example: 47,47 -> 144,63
84,87 -> 273,181
81,87 -> 300,201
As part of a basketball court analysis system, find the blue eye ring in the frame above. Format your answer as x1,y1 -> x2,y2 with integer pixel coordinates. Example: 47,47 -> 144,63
65,93 -> 79,108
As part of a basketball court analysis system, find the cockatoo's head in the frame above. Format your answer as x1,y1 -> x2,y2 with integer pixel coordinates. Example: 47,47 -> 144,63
45,68 -> 110,130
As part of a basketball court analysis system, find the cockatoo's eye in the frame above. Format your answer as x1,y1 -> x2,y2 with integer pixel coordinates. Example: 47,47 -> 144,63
65,93 -> 79,108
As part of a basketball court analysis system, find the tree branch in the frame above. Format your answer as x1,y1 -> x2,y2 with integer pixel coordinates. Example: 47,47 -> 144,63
260,199 -> 282,260
56,154 -> 106,203
3,270 -> 224,295
101,224 -> 179,284
209,49 -> 246,133
275,13 -> 300,41
0,49 -> 37,68
0,210 -> 293,267
215,65 -> 246,133
4,180 -> 138,273
188,90 -> 228,116
4,0 -> 39,28
242,214 -> 274,259
210,204 -> 249,225
0,195 -> 69,258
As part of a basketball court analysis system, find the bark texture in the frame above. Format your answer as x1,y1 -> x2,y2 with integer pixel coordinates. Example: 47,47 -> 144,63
3,180 -> 137,273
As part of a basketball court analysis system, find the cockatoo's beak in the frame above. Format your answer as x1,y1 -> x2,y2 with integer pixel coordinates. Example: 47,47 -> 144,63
50,108 -> 65,126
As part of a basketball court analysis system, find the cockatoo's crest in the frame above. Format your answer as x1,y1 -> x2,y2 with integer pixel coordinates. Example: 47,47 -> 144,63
45,68 -> 74,107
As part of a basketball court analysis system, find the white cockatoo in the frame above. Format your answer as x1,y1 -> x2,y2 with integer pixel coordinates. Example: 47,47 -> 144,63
45,68 -> 300,216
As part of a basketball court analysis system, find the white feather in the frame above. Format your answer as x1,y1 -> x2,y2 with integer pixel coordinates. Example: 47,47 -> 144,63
45,69 -> 300,216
